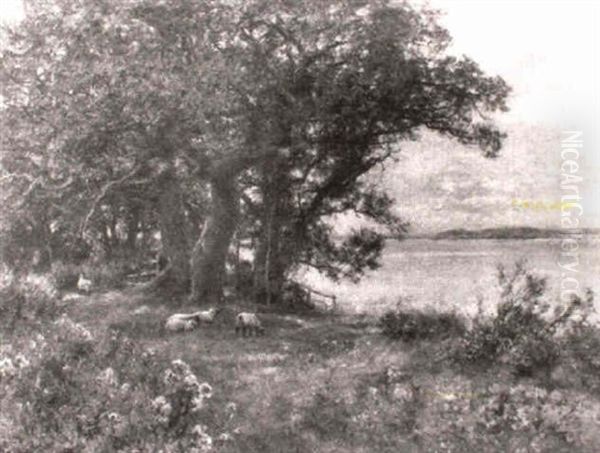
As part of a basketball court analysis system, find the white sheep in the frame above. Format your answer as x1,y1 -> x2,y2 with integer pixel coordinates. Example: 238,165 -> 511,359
235,312 -> 264,337
165,313 -> 199,332
192,307 -> 220,323
164,307 -> 221,333
77,274 -> 92,294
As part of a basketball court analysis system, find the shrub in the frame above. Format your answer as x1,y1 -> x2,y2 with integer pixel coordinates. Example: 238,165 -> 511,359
456,261 -> 595,377
563,325 -> 600,371
508,334 -> 559,377
51,260 -> 129,292
0,268 -> 62,331
559,323 -> 600,394
379,306 -> 465,342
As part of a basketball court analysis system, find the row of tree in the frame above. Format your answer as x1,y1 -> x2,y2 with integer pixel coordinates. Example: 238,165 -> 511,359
0,0 -> 510,305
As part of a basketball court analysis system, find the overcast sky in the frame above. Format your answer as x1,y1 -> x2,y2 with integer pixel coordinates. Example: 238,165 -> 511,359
400,0 -> 600,232
2,0 -> 599,232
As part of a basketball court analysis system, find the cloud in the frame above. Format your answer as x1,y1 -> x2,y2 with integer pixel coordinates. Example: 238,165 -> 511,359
374,124 -> 597,232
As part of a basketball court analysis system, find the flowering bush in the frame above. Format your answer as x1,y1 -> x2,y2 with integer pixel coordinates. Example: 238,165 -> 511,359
418,382 -> 600,452
0,317 -> 233,452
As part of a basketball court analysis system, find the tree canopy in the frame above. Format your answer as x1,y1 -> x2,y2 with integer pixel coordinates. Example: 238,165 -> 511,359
1,0 -> 511,304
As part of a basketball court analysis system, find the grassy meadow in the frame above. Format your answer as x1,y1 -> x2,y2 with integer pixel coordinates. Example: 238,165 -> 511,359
1,238 -> 600,452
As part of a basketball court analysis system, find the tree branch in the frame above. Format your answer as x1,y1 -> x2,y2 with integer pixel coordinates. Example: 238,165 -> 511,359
79,165 -> 143,237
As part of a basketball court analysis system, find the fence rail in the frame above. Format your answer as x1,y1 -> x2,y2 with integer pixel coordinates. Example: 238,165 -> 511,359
296,283 -> 337,311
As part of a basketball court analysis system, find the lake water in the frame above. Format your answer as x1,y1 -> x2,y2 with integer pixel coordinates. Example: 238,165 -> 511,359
299,237 -> 600,322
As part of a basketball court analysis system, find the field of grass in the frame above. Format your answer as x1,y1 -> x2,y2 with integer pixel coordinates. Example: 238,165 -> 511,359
2,261 -> 600,451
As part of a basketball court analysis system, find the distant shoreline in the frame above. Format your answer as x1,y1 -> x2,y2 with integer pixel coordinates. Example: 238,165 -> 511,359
400,227 -> 600,241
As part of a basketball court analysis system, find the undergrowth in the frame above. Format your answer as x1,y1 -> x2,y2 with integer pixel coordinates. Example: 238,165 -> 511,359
1,262 -> 599,452
455,261 -> 595,378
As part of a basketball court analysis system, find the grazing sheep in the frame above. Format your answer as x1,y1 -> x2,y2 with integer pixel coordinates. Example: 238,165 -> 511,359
165,313 -> 199,332
235,312 -> 265,337
192,307 -> 220,323
77,274 -> 92,294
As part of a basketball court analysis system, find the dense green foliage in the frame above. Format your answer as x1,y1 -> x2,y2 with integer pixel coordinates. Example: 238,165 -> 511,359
1,0 -> 510,302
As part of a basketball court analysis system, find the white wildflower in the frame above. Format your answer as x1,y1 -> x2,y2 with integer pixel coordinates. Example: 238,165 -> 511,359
152,395 -> 168,408
184,373 -> 200,390
156,415 -> 169,426
191,395 -> 205,413
13,353 -> 30,369
192,424 -> 208,436
198,382 -> 213,399
190,382 -> 212,412
151,396 -> 173,418
192,424 -> 213,452
0,357 -> 17,379
171,359 -> 192,376
217,432 -> 233,443
225,402 -> 237,418
163,368 -> 178,386
107,412 -> 123,424
97,367 -> 118,386
392,384 -> 412,401
120,382 -> 132,393
142,347 -> 156,359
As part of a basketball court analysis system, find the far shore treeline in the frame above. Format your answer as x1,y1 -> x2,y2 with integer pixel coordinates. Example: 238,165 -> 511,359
393,226 -> 600,241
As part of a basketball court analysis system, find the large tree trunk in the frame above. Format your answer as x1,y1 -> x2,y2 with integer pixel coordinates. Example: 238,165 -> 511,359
252,163 -> 293,305
253,207 -> 286,305
150,165 -> 191,294
190,172 -> 240,305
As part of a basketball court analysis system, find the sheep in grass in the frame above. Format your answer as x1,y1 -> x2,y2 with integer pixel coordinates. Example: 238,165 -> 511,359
165,313 -> 199,332
77,274 -> 92,294
235,312 -> 265,337
164,307 -> 221,333
192,307 -> 221,324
